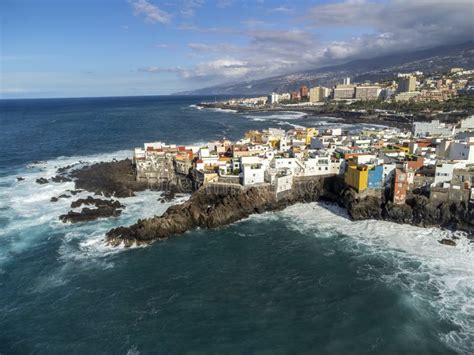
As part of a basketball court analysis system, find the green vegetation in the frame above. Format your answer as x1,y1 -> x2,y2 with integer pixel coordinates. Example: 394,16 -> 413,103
345,95 -> 474,113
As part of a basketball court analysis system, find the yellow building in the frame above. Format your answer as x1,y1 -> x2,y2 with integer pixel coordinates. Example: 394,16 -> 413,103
244,130 -> 263,143
305,128 -> 318,145
391,144 -> 410,154
345,163 -> 369,192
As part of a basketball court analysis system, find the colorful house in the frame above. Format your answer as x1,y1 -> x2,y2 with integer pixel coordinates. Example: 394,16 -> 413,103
393,169 -> 408,204
404,154 -> 424,171
345,163 -> 369,192
368,165 -> 384,189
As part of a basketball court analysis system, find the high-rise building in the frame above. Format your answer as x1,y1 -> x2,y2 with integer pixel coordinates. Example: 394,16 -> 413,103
300,85 -> 309,99
398,75 -> 416,92
355,86 -> 381,100
290,91 -> 301,101
333,85 -> 355,100
309,86 -> 328,103
343,77 -> 351,85
268,92 -> 279,104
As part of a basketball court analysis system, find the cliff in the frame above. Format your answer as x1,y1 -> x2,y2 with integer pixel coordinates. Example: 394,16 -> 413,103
106,175 -> 473,246
337,186 -> 474,233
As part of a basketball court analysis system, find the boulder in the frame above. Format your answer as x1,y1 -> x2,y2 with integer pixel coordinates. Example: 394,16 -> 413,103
438,239 -> 456,246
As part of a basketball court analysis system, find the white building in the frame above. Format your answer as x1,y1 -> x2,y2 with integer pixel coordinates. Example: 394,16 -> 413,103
275,171 -> 293,194
272,157 -> 303,175
433,162 -> 467,185
330,158 -> 344,175
460,115 -> 474,131
268,92 -> 280,105
446,138 -> 474,162
303,156 -> 330,176
242,164 -> 265,185
413,120 -> 454,138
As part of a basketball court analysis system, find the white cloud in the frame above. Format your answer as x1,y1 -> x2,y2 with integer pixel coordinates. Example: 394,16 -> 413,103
305,0 -> 473,52
180,0 -> 204,17
129,0 -> 171,24
141,0 -> 473,85
181,59 -> 250,79
188,42 -> 240,53
269,6 -> 293,13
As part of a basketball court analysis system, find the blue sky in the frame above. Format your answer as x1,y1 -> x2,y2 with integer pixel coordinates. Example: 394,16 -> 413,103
1,0 -> 472,98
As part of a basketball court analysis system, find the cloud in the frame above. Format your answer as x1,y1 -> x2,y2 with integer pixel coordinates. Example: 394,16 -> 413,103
181,59 -> 251,79
129,0 -> 171,24
305,0 -> 473,53
138,59 -> 250,80
269,6 -> 293,13
180,0 -> 204,17
142,0 -> 473,85
188,42 -> 241,53
138,66 -> 182,73
240,18 -> 273,28
177,23 -> 238,34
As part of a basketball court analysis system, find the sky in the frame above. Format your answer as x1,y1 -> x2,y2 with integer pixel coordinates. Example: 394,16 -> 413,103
1,0 -> 473,99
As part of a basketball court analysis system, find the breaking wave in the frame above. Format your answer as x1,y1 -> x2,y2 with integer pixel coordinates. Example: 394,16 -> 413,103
0,150 -> 189,268
252,202 -> 473,354
244,111 -> 307,121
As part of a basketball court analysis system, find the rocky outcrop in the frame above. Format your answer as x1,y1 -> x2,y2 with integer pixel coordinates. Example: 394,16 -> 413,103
50,175 -> 72,183
334,185 -> 474,233
439,239 -> 456,246
106,177 -> 327,246
60,197 -> 125,223
70,159 -> 148,197
36,177 -> 49,184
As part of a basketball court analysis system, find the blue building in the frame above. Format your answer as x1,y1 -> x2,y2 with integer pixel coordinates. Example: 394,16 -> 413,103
368,165 -> 384,189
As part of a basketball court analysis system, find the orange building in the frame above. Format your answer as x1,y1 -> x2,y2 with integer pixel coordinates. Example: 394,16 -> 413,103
290,91 -> 301,101
300,85 -> 309,99
393,169 -> 408,204
405,155 -> 424,171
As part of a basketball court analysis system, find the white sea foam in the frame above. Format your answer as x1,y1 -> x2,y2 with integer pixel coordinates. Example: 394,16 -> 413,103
0,150 -> 189,267
259,202 -> 473,354
206,107 -> 238,113
244,111 -> 307,121
272,120 -> 306,129
188,104 -> 203,110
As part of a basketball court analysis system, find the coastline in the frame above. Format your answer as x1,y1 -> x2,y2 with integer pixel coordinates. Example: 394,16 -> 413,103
29,155 -> 472,247
84,167 -> 472,247
196,102 -> 415,129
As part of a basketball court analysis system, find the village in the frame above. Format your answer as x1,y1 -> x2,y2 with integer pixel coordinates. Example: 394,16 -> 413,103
215,67 -> 474,106
132,113 -> 474,206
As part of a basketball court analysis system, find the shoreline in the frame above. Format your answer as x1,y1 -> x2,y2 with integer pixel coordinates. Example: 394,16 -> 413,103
102,170 -> 473,247
24,157 -> 473,247
196,102 -> 414,129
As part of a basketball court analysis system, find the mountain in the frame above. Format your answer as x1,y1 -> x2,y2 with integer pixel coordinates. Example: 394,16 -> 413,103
175,41 -> 474,96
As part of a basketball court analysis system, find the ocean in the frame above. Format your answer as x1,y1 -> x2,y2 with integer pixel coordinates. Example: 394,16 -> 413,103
0,96 -> 472,354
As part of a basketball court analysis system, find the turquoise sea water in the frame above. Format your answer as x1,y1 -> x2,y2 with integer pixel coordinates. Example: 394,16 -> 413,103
0,96 -> 472,354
